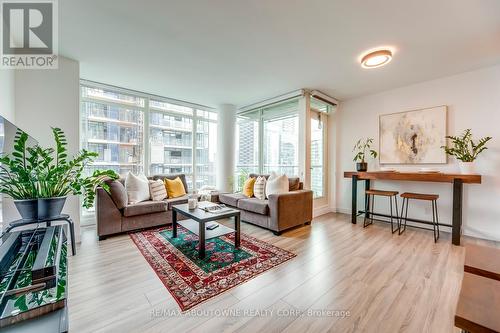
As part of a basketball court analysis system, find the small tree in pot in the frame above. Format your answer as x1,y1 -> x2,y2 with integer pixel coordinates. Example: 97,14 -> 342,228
441,129 -> 492,174
353,138 -> 378,172
0,128 -> 118,220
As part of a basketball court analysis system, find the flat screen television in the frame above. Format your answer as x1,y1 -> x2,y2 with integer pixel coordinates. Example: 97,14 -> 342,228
0,115 -> 38,225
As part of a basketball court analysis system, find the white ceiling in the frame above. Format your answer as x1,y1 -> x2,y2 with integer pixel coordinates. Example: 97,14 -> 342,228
60,0 -> 500,108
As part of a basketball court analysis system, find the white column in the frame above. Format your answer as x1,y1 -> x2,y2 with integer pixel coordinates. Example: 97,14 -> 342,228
216,104 -> 236,192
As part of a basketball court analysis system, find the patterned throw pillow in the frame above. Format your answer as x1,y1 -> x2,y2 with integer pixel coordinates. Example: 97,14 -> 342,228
149,180 -> 167,201
253,176 -> 266,200
242,177 -> 256,197
265,172 -> 289,198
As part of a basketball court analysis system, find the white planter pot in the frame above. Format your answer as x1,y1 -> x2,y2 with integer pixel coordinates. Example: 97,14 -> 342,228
458,162 -> 476,174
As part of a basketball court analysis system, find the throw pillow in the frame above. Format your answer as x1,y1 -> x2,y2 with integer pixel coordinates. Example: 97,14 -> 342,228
125,172 -> 150,204
253,176 -> 266,200
149,180 -> 167,201
242,177 -> 256,197
265,173 -> 289,198
165,177 -> 187,198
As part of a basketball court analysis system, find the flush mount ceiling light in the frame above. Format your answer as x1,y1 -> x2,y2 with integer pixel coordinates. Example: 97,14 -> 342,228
360,49 -> 393,69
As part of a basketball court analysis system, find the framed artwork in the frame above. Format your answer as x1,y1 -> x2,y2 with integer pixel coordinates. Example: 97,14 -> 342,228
379,105 -> 447,164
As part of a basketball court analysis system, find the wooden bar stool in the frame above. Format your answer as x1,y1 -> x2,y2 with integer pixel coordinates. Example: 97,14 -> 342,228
364,189 -> 399,233
400,192 -> 440,242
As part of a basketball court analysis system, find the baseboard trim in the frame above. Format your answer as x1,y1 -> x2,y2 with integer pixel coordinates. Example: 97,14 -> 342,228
313,206 -> 333,218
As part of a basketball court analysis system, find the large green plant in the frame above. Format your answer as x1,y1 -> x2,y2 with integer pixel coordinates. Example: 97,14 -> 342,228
353,138 -> 378,163
441,129 -> 492,162
0,128 -> 118,208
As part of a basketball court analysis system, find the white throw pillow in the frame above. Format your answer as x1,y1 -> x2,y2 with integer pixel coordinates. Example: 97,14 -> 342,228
125,172 -> 150,204
265,173 -> 289,198
149,180 -> 167,201
254,176 -> 266,200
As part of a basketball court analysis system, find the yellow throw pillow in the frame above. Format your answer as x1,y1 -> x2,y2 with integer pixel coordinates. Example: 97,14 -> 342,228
243,177 -> 256,197
164,177 -> 187,198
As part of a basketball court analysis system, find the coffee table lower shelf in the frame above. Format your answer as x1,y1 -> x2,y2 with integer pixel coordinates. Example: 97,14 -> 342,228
178,219 -> 234,240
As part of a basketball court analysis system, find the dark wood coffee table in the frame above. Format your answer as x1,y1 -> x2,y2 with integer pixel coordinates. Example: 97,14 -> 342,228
172,203 -> 241,259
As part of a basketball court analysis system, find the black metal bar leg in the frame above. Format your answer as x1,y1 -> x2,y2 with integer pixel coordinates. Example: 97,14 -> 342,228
363,193 -> 369,227
435,200 -> 440,241
364,180 -> 371,219
389,196 -> 395,233
172,210 -> 178,238
199,221 -> 205,259
370,195 -> 375,225
452,179 -> 463,245
431,200 -> 437,242
235,214 -> 241,248
394,196 -> 400,233
351,175 -> 358,224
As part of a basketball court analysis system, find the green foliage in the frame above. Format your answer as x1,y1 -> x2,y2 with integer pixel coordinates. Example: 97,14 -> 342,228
353,138 -> 378,163
441,129 -> 492,162
0,128 -> 118,208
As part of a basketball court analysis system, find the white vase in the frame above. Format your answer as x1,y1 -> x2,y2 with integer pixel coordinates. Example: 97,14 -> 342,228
458,162 -> 475,174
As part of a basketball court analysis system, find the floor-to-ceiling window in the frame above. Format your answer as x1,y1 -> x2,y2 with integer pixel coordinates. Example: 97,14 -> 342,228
234,93 -> 335,202
80,81 -> 217,224
234,110 -> 260,191
234,99 -> 299,190
263,101 -> 299,176
196,110 -> 218,188
149,100 -> 194,188
81,86 -> 145,176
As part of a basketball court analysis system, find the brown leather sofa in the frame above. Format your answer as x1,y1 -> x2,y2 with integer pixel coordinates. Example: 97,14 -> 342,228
219,174 -> 313,235
96,174 -> 189,240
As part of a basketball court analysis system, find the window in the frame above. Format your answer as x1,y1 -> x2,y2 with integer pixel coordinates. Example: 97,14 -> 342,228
311,112 -> 324,198
234,99 -> 299,190
149,99 -> 194,189
235,110 -> 260,191
196,110 -> 218,189
81,86 -> 145,176
80,81 -> 218,225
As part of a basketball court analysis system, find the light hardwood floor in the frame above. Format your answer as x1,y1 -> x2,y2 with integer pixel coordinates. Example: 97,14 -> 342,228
68,213 -> 498,333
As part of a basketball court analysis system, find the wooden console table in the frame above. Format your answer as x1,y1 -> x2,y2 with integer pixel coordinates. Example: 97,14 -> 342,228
344,171 -> 482,245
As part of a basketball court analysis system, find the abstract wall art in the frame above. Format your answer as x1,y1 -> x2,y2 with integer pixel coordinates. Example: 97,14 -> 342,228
379,106 -> 447,164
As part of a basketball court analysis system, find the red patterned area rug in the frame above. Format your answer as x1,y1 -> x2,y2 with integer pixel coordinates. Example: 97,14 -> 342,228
130,225 -> 296,311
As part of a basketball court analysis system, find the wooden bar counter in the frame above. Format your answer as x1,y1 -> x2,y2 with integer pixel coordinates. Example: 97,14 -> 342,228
344,171 -> 482,245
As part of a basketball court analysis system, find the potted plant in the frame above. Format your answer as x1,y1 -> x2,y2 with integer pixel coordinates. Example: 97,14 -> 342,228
353,138 -> 378,172
0,131 -> 39,220
441,129 -> 492,174
0,128 -> 118,220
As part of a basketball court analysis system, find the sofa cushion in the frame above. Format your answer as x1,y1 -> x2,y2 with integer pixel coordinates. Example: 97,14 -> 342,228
265,173 -> 289,198
251,173 -> 301,191
149,174 -> 189,194
237,198 -> 269,215
123,201 -> 167,217
165,177 -> 187,198
253,176 -> 266,200
165,195 -> 189,210
288,177 -> 301,191
149,180 -> 167,201
219,193 -> 246,207
243,177 -> 256,197
125,172 -> 150,204
105,179 -> 128,210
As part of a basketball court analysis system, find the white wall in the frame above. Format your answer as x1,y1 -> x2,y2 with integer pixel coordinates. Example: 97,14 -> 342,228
14,57 -> 81,241
336,64 -> 500,241
0,69 -> 16,123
